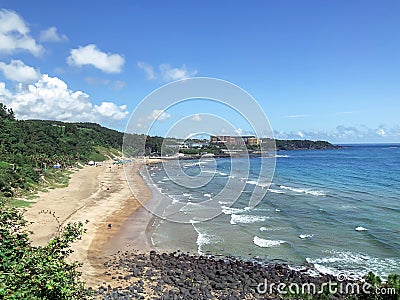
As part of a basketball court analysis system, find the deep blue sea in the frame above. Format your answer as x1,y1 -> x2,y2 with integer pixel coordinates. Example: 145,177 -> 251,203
143,144 -> 400,279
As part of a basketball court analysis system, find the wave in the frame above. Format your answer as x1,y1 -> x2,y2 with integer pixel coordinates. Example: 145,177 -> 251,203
202,170 -> 216,174
230,214 -> 268,225
268,189 -> 285,194
355,226 -> 368,231
260,226 -> 285,232
279,185 -> 326,196
246,180 -> 270,188
306,250 -> 400,279
299,234 -> 313,239
275,155 -> 290,158
192,224 -> 222,254
221,205 -> 251,215
253,236 -> 286,247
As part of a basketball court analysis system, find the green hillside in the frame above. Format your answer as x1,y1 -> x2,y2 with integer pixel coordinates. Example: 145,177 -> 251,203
0,103 -> 124,197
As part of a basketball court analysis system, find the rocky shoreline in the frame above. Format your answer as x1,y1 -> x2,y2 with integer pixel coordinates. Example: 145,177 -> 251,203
92,250 -> 362,299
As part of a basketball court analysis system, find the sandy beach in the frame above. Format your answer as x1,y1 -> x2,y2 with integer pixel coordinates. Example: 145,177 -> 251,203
24,159 -> 156,287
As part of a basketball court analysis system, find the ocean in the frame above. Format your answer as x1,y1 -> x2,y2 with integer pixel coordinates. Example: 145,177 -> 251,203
141,144 -> 400,279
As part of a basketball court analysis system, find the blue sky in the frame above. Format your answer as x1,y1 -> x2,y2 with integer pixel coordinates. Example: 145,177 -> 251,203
0,1 -> 399,143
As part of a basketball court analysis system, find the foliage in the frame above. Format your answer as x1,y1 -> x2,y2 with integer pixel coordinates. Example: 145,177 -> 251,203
0,103 -> 124,197
274,139 -> 338,150
0,198 -> 91,299
355,272 -> 400,300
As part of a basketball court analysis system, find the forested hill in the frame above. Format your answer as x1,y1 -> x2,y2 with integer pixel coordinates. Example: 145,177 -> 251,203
0,102 -> 338,197
275,139 -> 339,150
0,103 -> 126,197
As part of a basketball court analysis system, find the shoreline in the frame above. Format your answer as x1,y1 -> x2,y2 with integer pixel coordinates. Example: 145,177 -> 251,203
24,159 -> 158,287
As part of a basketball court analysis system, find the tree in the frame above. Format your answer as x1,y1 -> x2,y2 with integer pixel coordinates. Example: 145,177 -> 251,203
0,104 -> 15,121
0,198 -> 91,299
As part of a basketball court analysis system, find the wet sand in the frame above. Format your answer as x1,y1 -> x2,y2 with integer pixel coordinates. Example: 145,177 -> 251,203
24,159 -> 158,287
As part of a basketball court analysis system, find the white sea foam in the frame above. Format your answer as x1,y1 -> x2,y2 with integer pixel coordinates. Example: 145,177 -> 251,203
305,250 -> 386,279
299,234 -> 314,239
202,170 -> 216,174
253,236 -> 285,247
246,180 -> 258,185
230,214 -> 268,225
218,201 -> 232,205
355,226 -> 368,231
307,251 -> 371,265
268,189 -> 285,194
221,205 -> 251,215
275,154 -> 290,158
279,185 -> 326,196
193,225 -> 221,254
171,197 -> 180,204
246,180 -> 270,188
260,226 -> 284,232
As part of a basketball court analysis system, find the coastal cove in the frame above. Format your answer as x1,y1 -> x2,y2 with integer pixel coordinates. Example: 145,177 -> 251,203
136,144 -> 400,280
16,141 -> 400,298
87,144 -> 400,298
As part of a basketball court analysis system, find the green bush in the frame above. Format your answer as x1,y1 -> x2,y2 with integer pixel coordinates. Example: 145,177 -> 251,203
0,198 -> 91,299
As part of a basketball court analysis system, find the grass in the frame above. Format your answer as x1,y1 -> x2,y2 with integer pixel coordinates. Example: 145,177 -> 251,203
7,165 -> 77,208
8,198 -> 34,208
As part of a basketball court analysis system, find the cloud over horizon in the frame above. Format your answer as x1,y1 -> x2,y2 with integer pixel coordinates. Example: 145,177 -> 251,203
0,74 -> 128,124
274,125 -> 400,143
67,44 -> 125,73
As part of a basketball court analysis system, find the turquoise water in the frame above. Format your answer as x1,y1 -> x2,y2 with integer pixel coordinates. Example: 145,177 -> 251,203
145,144 -> 400,278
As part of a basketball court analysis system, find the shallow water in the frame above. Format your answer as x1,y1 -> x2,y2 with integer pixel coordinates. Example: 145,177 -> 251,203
144,145 -> 400,279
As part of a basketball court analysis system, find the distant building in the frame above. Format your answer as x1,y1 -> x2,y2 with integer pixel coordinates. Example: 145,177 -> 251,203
210,135 -> 260,146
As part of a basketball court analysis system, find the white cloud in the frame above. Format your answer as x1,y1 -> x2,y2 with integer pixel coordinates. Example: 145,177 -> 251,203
67,44 -> 124,73
0,9 -> 43,56
39,26 -> 68,42
137,61 -> 156,80
147,109 -> 171,121
235,128 -> 243,135
94,102 -> 128,120
84,77 -> 125,90
137,61 -> 197,82
0,60 -> 40,83
159,64 -> 197,81
191,114 -> 202,122
0,74 -> 128,123
376,129 -> 386,136
273,125 -> 400,143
